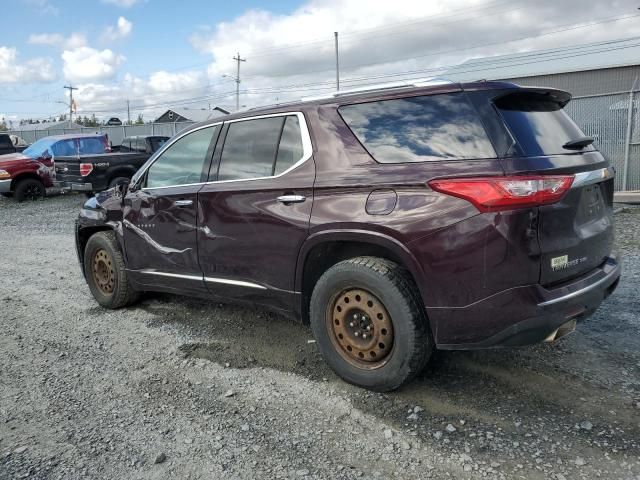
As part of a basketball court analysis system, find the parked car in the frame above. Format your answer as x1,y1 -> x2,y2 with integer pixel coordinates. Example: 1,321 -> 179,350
0,133 -> 109,201
0,133 -> 27,155
106,117 -> 122,126
75,80 -> 620,391
10,134 -> 28,150
55,135 -> 169,194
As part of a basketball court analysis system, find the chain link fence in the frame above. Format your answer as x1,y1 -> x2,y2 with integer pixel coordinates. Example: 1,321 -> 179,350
8,122 -> 194,149
565,92 -> 639,191
7,93 -> 640,191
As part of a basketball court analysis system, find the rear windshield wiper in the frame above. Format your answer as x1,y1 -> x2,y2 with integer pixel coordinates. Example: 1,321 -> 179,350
563,136 -> 594,150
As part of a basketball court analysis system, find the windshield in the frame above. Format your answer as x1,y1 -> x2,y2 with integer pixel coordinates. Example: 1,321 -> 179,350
22,138 -> 57,158
495,91 -> 593,156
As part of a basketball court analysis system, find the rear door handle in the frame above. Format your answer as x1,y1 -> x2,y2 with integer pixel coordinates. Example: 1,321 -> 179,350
277,194 -> 306,204
174,199 -> 193,207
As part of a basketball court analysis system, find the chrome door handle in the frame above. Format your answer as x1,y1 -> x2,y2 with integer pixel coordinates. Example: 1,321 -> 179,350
174,199 -> 193,207
277,194 -> 306,204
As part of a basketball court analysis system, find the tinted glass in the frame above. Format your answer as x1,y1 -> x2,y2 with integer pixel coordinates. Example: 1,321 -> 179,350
274,116 -> 304,175
218,117 -> 284,181
78,137 -> 106,155
146,126 -> 217,188
51,139 -> 77,156
149,137 -> 168,152
0,136 -> 11,148
495,92 -> 592,156
339,93 -> 495,163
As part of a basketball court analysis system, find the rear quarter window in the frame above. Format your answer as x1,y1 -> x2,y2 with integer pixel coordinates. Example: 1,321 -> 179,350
339,92 -> 496,163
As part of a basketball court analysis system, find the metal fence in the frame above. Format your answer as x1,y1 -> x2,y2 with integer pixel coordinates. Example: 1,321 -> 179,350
8,122 -> 195,148
565,91 -> 639,191
7,93 -> 640,191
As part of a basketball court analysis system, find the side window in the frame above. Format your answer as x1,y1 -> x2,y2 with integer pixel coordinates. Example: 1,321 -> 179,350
145,126 -> 217,188
51,139 -> 77,156
78,137 -> 105,155
274,116 -> 304,175
339,93 -> 495,163
217,117 -> 284,181
0,136 -> 12,148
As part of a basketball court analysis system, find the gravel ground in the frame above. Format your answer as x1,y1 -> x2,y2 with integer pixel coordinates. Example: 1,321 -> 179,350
0,193 -> 639,480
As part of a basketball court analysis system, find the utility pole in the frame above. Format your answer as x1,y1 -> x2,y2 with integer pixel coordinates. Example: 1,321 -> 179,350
233,52 -> 246,111
126,99 -> 131,125
334,32 -> 340,91
63,85 -> 77,122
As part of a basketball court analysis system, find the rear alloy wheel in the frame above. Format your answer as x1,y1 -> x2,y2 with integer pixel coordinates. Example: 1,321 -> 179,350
14,178 -> 45,202
329,288 -> 394,368
84,231 -> 140,309
310,256 -> 433,392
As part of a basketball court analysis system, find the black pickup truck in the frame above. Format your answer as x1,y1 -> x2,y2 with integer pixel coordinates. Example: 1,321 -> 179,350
55,135 -> 168,193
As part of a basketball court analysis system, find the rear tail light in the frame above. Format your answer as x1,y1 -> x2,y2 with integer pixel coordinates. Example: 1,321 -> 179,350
428,175 -> 574,212
80,163 -> 93,176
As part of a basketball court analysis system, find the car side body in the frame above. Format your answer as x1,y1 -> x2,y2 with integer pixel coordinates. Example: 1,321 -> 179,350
75,80 -> 620,390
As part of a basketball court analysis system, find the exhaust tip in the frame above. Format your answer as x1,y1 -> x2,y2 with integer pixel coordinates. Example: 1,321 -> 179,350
544,319 -> 577,343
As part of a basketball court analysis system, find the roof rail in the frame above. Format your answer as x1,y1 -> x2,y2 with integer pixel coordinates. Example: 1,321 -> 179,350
301,77 -> 457,102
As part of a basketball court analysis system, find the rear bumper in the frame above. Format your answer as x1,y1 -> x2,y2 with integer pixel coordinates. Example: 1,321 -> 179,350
431,255 -> 621,349
0,179 -> 11,193
55,181 -> 94,192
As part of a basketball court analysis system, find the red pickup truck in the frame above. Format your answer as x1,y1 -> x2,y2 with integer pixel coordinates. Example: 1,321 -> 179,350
0,133 -> 109,201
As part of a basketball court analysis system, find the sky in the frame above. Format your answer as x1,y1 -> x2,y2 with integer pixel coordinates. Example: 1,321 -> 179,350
1,0 -> 640,127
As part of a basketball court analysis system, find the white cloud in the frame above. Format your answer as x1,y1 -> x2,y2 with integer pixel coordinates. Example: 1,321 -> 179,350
29,32 -> 87,50
189,0 -> 640,108
101,0 -> 142,7
72,70 -> 214,120
22,0 -> 59,16
101,17 -> 133,42
0,47 -> 55,84
62,47 -> 125,83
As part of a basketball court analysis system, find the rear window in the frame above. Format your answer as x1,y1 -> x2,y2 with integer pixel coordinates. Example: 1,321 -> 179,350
494,91 -> 592,156
339,92 -> 495,163
78,137 -> 106,155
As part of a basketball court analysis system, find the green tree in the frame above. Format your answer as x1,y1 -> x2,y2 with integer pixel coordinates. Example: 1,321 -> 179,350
0,118 -> 7,131
135,113 -> 144,125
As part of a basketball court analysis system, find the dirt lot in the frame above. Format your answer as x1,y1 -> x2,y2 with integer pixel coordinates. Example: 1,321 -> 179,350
0,194 -> 639,480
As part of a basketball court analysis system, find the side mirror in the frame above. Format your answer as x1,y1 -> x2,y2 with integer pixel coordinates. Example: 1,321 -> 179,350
115,179 -> 130,197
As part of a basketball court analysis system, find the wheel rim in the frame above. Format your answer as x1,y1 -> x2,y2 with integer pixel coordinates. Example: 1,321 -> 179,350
24,184 -> 42,200
327,288 -> 394,370
92,249 -> 115,295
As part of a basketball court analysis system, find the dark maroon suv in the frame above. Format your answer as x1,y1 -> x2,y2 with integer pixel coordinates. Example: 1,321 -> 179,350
75,80 -> 620,391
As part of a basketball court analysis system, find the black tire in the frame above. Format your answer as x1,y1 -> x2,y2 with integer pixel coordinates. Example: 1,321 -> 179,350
108,176 -> 130,189
310,256 -> 433,392
83,231 -> 140,309
14,178 -> 45,202
84,192 -> 95,198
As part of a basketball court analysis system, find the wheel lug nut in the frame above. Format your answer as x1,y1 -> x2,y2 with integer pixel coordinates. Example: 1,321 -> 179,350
349,322 -> 354,327
354,331 -> 359,337
367,326 -> 371,331
353,314 -> 358,319
362,334 -> 367,339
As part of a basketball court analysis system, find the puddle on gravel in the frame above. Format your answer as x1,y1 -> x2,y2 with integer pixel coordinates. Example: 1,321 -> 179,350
140,292 -> 640,443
